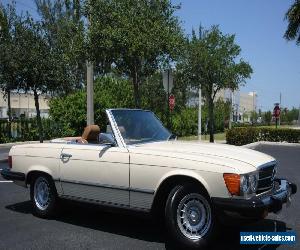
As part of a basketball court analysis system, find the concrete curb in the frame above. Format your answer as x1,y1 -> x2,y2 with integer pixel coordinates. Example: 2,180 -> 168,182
243,141 -> 300,149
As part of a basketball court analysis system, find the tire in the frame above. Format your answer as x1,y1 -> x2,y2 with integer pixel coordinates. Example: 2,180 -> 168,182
30,174 -> 58,218
165,184 -> 218,249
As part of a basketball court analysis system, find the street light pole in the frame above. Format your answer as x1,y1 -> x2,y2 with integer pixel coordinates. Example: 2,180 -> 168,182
86,60 -> 94,125
198,85 -> 201,140
229,91 -> 233,129
86,8 -> 94,126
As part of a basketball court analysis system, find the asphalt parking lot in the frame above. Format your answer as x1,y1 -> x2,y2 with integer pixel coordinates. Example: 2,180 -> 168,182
0,144 -> 299,250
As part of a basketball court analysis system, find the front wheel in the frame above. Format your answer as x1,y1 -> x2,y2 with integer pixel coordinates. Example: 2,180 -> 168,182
165,185 -> 218,249
30,174 -> 58,218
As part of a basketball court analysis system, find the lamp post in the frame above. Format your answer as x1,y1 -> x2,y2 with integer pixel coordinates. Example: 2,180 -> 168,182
86,9 -> 94,126
198,85 -> 201,140
86,60 -> 94,125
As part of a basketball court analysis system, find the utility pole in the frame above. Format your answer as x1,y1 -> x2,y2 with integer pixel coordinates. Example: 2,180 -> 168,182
279,92 -> 281,126
252,91 -> 255,125
198,25 -> 203,139
86,9 -> 94,126
198,85 -> 201,140
229,91 -> 233,129
86,61 -> 94,125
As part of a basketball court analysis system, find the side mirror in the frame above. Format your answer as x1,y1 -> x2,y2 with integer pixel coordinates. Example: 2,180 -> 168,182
99,133 -> 116,146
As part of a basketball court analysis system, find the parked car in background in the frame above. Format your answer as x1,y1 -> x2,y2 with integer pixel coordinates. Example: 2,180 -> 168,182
1,109 -> 297,249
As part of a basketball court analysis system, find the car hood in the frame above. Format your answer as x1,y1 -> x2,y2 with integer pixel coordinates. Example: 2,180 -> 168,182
128,140 -> 275,173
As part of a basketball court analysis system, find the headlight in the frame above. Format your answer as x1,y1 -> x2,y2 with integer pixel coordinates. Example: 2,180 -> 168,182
240,175 -> 250,194
223,172 -> 258,196
249,172 -> 259,193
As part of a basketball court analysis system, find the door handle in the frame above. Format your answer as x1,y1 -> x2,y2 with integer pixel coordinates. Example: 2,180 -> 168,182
61,153 -> 72,159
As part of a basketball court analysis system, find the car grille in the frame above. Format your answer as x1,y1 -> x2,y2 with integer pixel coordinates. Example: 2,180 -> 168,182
257,163 -> 276,194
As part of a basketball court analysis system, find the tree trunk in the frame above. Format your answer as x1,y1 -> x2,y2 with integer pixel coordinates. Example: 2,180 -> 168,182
208,96 -> 214,143
33,90 -> 43,143
133,69 -> 140,108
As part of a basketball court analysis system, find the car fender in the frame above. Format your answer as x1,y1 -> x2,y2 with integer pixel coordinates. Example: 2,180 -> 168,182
155,169 -> 212,196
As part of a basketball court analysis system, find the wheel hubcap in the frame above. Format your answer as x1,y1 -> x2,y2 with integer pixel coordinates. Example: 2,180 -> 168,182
34,177 -> 50,210
177,193 -> 211,240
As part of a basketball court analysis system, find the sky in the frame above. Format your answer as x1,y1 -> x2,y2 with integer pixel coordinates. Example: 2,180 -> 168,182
2,0 -> 300,111
172,0 -> 300,111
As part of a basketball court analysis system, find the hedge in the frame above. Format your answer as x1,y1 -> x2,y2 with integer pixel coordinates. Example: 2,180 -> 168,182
226,127 -> 300,146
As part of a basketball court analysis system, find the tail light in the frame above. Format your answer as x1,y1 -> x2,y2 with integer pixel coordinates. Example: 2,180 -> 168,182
8,156 -> 12,169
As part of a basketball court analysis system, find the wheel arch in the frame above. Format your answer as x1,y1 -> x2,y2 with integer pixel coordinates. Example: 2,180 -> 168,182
26,170 -> 53,185
151,171 -> 211,215
26,164 -> 56,185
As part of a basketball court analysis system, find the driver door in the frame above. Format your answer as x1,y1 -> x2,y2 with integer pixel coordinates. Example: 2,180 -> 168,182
59,143 -> 130,206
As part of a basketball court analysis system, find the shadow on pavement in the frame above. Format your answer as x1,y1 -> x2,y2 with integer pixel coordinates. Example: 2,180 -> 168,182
6,200 -> 288,250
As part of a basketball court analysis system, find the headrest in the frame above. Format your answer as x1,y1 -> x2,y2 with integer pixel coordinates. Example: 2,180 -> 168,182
118,126 -> 126,134
82,125 -> 100,143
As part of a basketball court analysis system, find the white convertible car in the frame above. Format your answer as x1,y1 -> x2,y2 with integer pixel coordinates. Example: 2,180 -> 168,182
1,109 -> 297,249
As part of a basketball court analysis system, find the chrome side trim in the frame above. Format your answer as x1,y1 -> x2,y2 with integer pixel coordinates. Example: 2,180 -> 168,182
130,191 -> 154,210
130,187 -> 155,194
59,194 -> 151,213
61,180 -> 129,205
59,179 -> 155,209
60,179 -> 154,194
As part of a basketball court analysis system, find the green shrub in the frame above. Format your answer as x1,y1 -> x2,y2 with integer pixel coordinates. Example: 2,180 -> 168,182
171,108 -> 198,137
49,76 -> 135,136
226,127 -> 300,146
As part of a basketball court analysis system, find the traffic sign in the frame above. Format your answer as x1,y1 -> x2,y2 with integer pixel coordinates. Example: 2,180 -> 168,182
169,94 -> 175,111
273,104 -> 281,118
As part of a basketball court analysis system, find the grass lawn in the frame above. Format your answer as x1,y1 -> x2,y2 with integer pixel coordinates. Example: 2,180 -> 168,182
179,132 -> 226,141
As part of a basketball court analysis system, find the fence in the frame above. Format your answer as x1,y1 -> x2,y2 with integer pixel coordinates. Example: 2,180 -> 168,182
0,119 -> 66,143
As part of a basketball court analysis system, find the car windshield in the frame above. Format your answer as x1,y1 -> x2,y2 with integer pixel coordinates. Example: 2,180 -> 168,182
111,109 -> 172,145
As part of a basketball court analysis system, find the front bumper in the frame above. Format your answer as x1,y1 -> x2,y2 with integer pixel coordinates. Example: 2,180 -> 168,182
212,179 -> 297,217
1,168 -> 25,181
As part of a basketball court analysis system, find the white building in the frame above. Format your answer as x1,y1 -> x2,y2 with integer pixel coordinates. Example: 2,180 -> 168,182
186,88 -> 258,122
239,92 -> 257,113
0,91 -> 50,119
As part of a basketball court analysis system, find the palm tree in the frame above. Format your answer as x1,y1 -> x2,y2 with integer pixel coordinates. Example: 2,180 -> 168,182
284,0 -> 300,44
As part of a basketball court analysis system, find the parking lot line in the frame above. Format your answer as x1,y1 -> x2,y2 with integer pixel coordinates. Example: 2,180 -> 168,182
0,181 -> 13,183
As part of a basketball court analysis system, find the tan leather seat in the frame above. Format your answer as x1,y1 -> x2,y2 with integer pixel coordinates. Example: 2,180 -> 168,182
81,125 -> 100,144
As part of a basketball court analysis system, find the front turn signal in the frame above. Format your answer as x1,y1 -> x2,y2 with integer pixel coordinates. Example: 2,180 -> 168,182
223,173 -> 240,195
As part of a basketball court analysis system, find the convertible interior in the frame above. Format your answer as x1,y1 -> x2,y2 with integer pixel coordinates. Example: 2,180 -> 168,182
52,124 -> 125,145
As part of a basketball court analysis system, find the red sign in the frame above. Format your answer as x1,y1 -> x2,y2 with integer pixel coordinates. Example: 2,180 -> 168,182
169,94 -> 175,111
273,105 -> 281,118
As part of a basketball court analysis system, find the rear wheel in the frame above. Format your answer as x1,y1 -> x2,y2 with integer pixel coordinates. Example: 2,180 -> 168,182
165,185 -> 218,249
30,174 -> 58,218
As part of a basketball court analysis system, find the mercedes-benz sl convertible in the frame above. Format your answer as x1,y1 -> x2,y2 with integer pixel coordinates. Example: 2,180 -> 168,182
1,109 -> 297,249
